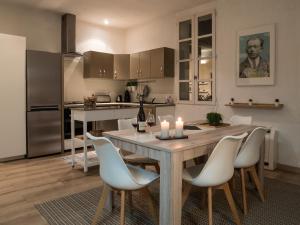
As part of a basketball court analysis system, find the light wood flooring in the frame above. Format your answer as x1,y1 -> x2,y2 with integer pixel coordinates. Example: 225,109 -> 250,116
0,152 -> 299,225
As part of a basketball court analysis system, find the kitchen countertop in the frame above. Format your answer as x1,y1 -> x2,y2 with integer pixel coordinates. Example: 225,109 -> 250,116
65,102 -> 175,110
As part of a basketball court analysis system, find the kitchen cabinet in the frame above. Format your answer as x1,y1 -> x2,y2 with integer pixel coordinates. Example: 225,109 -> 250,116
150,47 -> 174,78
113,54 -> 130,80
84,51 -> 113,78
130,51 -> 150,79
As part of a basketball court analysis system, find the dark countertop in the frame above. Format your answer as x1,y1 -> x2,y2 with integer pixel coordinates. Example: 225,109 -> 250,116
65,102 -> 175,110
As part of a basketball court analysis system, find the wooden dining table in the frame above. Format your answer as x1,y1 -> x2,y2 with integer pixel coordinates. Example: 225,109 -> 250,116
103,123 -> 264,225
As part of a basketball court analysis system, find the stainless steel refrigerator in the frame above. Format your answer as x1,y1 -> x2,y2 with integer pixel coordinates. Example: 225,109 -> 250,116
26,50 -> 62,158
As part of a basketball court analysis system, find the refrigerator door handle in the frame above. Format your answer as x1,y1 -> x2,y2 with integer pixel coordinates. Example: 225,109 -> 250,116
30,105 -> 60,111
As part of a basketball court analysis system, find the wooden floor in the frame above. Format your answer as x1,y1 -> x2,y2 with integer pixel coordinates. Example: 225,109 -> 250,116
0,153 -> 299,225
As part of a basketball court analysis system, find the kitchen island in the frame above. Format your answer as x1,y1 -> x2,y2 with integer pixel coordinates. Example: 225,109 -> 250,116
70,103 -> 175,172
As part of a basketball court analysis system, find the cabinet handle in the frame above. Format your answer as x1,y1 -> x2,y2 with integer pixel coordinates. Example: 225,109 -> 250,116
114,70 -> 117,79
136,68 -> 139,76
139,69 -> 142,75
99,68 -> 102,76
160,66 -> 163,73
103,69 -> 106,74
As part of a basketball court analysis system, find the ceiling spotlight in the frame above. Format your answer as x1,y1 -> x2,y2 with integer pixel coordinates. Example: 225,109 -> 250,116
104,19 -> 109,25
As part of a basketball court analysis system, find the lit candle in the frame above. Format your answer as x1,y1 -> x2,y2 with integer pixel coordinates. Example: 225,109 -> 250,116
175,117 -> 184,137
160,120 -> 169,138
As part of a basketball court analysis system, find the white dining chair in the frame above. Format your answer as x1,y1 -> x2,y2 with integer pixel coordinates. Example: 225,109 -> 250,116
118,118 -> 160,173
230,115 -> 252,126
86,133 -> 159,225
182,132 -> 248,225
234,127 -> 267,215
157,114 -> 175,124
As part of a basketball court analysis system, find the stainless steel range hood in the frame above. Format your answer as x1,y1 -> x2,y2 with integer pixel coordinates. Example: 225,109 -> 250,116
61,13 -> 82,58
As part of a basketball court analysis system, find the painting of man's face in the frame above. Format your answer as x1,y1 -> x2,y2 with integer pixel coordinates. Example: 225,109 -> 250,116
239,32 -> 270,78
247,38 -> 263,60
236,24 -> 275,86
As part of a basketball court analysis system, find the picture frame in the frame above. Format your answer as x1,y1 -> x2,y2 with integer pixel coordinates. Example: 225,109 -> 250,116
236,24 -> 275,86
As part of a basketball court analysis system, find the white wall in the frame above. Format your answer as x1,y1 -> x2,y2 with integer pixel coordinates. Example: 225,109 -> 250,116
125,0 -> 300,168
64,21 -> 127,102
0,2 -> 60,52
216,0 -> 300,168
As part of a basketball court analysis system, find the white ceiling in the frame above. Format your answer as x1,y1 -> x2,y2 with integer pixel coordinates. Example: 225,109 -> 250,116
3,0 -> 211,28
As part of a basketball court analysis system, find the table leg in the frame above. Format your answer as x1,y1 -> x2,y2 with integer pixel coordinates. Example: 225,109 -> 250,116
159,151 -> 183,225
83,120 -> 88,173
258,137 -> 265,190
71,113 -> 75,168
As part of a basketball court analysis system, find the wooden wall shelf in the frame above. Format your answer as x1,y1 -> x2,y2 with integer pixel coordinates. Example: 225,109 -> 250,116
225,103 -> 284,109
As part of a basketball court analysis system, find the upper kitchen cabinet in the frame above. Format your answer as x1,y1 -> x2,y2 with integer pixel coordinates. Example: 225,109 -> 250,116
114,54 -> 130,80
83,51 -> 113,78
130,53 -> 140,79
150,47 -> 174,78
130,51 -> 151,79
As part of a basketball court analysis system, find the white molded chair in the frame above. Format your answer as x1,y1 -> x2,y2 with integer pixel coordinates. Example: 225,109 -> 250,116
234,127 -> 267,215
87,133 -> 159,225
118,118 -> 160,173
157,114 -> 175,124
182,133 -> 248,225
230,115 -> 252,126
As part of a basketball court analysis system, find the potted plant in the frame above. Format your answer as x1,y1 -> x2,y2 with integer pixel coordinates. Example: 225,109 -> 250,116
230,98 -> 235,105
126,80 -> 138,92
206,112 -> 222,126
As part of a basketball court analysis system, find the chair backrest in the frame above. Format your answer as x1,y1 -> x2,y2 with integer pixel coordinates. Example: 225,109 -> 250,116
86,132 -> 140,190
118,118 -> 136,130
192,132 -> 248,187
158,114 -> 175,124
230,115 -> 252,126
235,127 -> 267,168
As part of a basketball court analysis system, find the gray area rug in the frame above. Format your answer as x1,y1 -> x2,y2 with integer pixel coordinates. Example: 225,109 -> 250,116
36,178 -> 300,225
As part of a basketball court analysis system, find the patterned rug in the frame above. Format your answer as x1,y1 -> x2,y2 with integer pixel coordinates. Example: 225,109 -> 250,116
36,178 -> 300,225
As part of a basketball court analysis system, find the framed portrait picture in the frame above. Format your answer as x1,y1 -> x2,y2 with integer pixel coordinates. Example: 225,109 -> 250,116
236,24 -> 275,86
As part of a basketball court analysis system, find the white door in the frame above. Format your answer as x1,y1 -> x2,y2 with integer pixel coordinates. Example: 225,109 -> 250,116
0,33 -> 26,160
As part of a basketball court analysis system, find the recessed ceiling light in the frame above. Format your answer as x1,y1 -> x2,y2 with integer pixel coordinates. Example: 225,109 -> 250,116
104,19 -> 109,25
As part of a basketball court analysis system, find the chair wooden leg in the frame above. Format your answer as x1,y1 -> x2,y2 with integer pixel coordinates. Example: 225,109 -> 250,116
223,183 -> 241,225
208,187 -> 213,225
154,163 -> 160,173
182,182 -> 192,207
240,168 -> 248,215
141,187 -> 158,224
248,166 -> 265,202
92,184 -> 110,225
120,190 -> 126,225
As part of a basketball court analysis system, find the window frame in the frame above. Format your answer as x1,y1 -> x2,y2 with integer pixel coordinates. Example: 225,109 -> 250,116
177,10 -> 216,105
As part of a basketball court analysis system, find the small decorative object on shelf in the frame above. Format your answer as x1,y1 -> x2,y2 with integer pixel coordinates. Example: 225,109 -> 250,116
206,112 -> 222,126
274,99 -> 280,107
248,98 -> 253,106
230,98 -> 235,105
